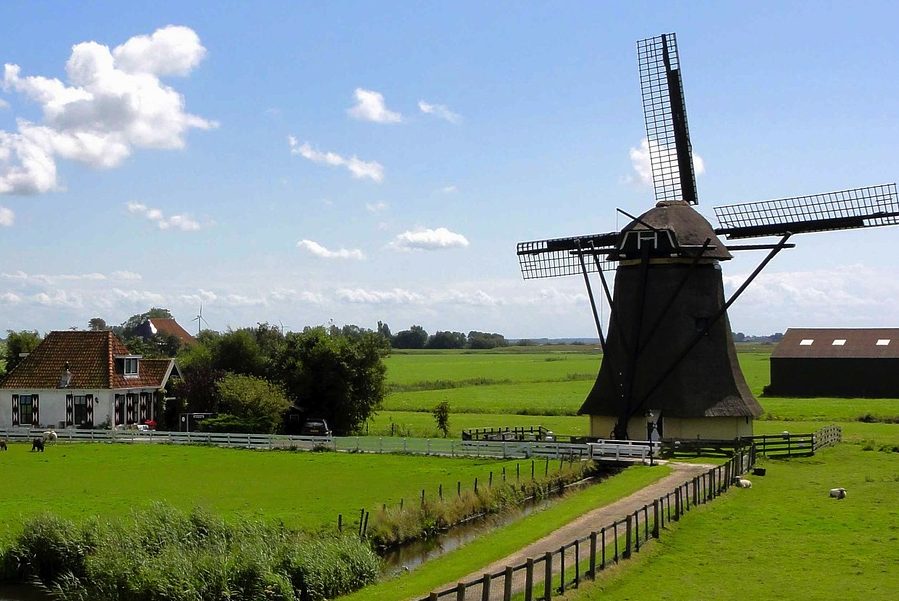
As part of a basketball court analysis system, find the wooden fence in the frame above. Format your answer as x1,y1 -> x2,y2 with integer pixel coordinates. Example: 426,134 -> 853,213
418,449 -> 755,601
663,425 -> 843,459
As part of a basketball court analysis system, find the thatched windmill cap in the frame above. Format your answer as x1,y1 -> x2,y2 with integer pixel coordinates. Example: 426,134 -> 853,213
610,200 -> 732,261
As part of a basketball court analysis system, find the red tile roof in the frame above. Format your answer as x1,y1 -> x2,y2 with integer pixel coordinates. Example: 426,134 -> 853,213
1,331 -> 176,390
144,318 -> 196,345
772,328 -> 899,359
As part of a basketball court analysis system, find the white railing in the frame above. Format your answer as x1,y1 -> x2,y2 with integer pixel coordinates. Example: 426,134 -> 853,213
0,427 -> 659,462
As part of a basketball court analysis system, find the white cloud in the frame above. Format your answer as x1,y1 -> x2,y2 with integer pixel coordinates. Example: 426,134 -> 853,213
348,88 -> 402,124
389,227 -> 469,251
335,287 -> 425,304
270,288 -> 325,304
110,270 -> 141,280
628,138 -> 705,187
0,292 -> 21,303
1,270 -> 109,284
126,201 -> 202,231
112,288 -> 166,305
297,239 -> 365,260
0,98 -> 8,110
418,100 -> 461,124
288,136 -> 384,182
438,185 -> 457,194
365,201 -> 388,213
0,25 -> 215,195
0,206 -> 13,226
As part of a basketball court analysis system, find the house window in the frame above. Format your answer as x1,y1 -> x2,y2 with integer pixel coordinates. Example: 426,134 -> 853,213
799,339 -> 814,346
832,339 -> 846,346
73,395 -> 88,425
19,395 -> 33,425
124,357 -> 139,376
876,339 -> 890,346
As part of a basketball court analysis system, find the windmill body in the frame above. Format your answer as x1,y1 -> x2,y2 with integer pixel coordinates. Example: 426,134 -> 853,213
516,33 -> 898,441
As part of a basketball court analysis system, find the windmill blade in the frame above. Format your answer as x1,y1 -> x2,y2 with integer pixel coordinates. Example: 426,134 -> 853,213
517,232 -> 619,279
713,183 -> 899,239
638,33 -> 698,205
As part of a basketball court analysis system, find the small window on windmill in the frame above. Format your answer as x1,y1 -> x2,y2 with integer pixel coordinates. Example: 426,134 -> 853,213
832,339 -> 846,346
876,339 -> 890,346
799,339 -> 814,346
636,230 -> 658,250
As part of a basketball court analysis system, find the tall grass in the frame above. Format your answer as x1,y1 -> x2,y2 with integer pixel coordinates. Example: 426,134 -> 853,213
1,503 -> 379,601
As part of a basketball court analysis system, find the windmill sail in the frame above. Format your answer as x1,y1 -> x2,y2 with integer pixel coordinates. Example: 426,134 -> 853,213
714,183 -> 899,239
517,232 -> 619,279
638,33 -> 698,205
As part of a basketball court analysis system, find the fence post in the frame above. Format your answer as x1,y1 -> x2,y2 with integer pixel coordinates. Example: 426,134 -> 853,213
503,566 -> 513,601
634,511 -> 640,552
653,499 -> 660,538
560,546 -> 566,592
613,522 -> 619,562
439,484 -> 443,500
457,481 -> 461,497
589,531 -> 597,577
624,514 -> 632,559
525,558 -> 534,601
601,527 -> 607,569
481,573 -> 491,601
429,593 -> 438,601
674,488 -> 681,521
455,582 -> 466,601
575,538 -> 580,587
544,552 -> 553,601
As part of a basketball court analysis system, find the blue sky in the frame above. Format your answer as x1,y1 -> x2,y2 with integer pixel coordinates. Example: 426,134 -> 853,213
2,1 -> 898,338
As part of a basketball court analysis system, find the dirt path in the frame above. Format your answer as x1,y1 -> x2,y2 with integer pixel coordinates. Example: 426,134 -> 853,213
428,461 -> 714,600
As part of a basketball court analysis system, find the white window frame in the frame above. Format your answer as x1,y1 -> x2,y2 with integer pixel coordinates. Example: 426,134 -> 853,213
124,357 -> 140,377
832,339 -> 846,346
876,339 -> 890,346
799,339 -> 814,346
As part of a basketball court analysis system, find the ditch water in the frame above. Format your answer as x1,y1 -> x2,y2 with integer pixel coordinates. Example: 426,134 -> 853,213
380,471 -> 616,575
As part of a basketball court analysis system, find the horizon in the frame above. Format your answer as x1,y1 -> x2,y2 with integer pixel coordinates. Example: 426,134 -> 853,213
2,2 -> 898,339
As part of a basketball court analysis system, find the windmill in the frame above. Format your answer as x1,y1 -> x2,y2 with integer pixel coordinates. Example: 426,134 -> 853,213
192,304 -> 209,336
517,33 -> 899,441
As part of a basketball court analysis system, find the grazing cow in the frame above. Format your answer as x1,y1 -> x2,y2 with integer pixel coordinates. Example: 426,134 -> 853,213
43,430 -> 58,443
31,438 -> 44,452
0,440 -> 7,451
829,487 -> 847,499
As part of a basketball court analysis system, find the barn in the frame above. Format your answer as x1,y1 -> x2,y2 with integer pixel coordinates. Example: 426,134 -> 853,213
768,328 -> 899,397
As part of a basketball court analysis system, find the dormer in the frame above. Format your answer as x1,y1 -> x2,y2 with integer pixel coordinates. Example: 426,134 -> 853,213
115,355 -> 142,378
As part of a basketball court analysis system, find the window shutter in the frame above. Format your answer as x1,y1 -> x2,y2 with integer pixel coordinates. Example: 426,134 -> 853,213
86,394 -> 94,426
11,394 -> 18,427
33,394 -> 40,427
66,394 -> 74,426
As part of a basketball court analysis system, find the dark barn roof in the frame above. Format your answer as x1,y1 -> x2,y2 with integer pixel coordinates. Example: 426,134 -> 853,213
136,318 -> 196,345
772,328 -> 899,359
1,331 -> 177,390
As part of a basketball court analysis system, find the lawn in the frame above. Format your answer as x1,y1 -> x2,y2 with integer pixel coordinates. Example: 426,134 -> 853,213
560,432 -> 899,601
0,443 -> 521,539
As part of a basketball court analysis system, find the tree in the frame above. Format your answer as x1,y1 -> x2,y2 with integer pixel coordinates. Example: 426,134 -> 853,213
377,321 -> 392,343
467,331 -> 507,349
272,327 -> 388,435
88,317 -> 108,331
426,331 -> 466,349
433,401 -> 450,437
4,330 -> 42,373
392,325 -> 428,349
215,329 -> 266,377
215,373 -> 291,433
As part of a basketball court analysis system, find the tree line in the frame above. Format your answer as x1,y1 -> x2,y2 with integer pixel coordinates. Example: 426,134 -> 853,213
377,322 -> 508,350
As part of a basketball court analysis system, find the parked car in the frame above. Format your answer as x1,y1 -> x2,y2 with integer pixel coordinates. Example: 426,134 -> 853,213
300,418 -> 332,437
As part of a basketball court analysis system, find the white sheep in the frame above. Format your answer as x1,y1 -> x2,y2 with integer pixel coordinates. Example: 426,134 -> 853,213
733,477 -> 752,488
829,487 -> 847,499
42,430 -> 58,443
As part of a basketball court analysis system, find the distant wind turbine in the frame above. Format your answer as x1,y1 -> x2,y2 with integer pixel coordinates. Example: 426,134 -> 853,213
192,305 -> 209,335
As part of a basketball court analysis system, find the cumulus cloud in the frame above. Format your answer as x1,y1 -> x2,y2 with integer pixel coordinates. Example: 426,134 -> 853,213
0,98 -> 9,110
297,239 -> 365,260
2,270 -> 110,284
0,25 -> 215,195
628,138 -> 705,187
0,292 -> 21,303
288,136 -> 383,182
365,201 -> 388,213
418,100 -> 461,124
348,88 -> 402,123
126,201 -> 202,231
0,206 -> 13,226
335,287 -> 425,304
389,227 -> 469,251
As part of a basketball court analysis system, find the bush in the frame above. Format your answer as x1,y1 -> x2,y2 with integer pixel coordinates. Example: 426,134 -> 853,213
197,414 -> 271,433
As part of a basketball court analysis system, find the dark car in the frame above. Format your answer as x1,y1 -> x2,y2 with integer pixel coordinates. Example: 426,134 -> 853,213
300,418 -> 332,437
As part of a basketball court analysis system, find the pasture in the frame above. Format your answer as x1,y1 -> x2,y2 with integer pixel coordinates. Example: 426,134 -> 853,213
0,444 -> 520,539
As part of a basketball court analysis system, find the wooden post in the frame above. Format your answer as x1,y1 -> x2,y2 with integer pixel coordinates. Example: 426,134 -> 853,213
503,466 -> 506,482
489,471 -> 493,487
421,489 -> 426,506
544,457 -> 549,477
544,552 -> 553,601
458,481 -> 461,497
358,508 -> 365,537
503,566 -> 513,600
429,593 -> 438,601
475,477 -> 478,493
674,488 -> 681,521
589,531 -> 597,577
531,460 -> 535,480
456,582 -> 466,601
525,558 -> 534,601
613,522 -> 619,562
575,539 -> 580,587
338,513 -> 342,532
653,499 -> 660,538
601,527 -> 606,569
481,573 -> 491,601
559,546 -> 566,592
517,463 -> 520,482
634,510 -> 640,552
439,483 -> 443,500
624,514 -> 632,559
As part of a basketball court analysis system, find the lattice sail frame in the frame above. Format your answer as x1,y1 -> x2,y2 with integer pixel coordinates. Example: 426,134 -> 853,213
714,183 -> 899,239
517,233 -> 619,280
638,33 -> 698,205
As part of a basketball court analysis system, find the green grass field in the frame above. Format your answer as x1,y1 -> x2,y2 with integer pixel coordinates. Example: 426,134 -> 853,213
0,443 -> 521,539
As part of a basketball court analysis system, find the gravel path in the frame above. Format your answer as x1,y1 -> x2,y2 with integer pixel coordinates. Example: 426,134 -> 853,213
427,461 -> 715,600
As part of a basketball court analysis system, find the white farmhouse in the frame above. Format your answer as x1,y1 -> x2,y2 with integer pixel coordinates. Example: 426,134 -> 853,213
0,331 -> 180,429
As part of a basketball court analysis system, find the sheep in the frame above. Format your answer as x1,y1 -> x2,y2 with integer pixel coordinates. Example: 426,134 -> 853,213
829,487 -> 847,499
42,430 -> 58,443
31,438 -> 44,452
733,477 -> 753,488
0,440 -> 7,451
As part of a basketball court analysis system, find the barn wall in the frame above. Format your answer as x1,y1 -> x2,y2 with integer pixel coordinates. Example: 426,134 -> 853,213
769,358 -> 899,397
